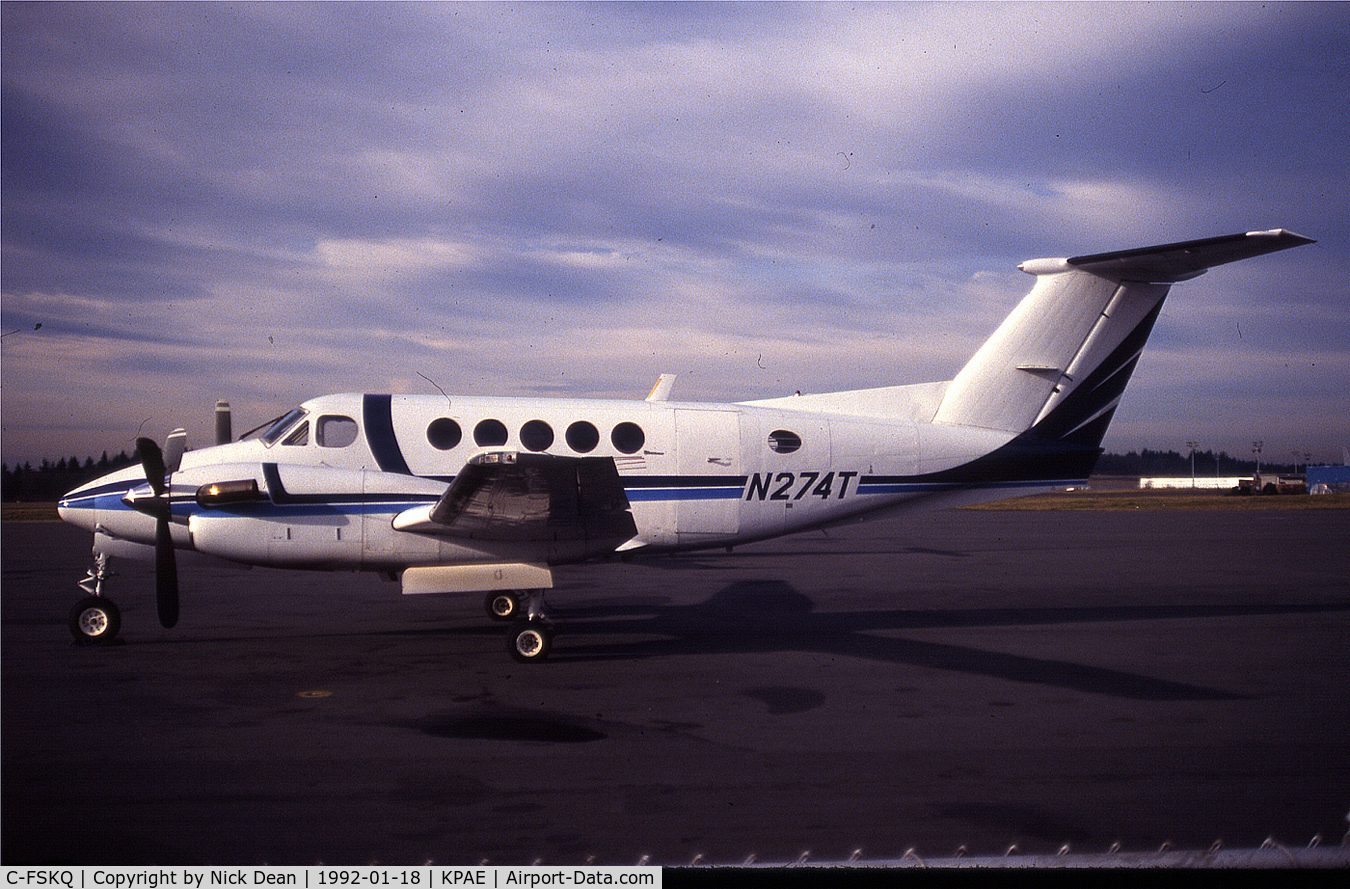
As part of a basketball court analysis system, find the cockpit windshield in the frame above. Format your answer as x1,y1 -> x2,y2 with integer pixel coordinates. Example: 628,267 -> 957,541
242,408 -> 309,445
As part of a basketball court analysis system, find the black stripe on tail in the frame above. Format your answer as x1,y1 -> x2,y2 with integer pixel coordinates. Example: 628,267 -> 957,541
1027,299 -> 1166,450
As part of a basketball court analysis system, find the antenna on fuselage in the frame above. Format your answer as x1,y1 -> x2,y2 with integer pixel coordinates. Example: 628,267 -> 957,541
418,372 -> 452,411
646,373 -> 677,402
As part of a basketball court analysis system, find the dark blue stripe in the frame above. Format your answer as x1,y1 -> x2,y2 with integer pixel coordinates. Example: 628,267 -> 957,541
623,474 -> 747,502
363,393 -> 412,475
58,482 -> 128,509
626,487 -> 744,502
624,475 -> 748,488
1030,301 -> 1164,449
210,501 -> 435,519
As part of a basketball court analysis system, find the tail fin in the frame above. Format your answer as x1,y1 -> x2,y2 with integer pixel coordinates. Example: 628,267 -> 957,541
932,229 -> 1314,447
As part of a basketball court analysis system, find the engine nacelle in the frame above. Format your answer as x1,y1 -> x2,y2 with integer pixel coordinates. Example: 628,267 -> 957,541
187,462 -> 447,569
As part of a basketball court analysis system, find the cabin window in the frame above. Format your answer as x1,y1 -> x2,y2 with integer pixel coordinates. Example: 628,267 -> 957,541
427,418 -> 462,450
611,421 -> 645,455
317,415 -> 358,448
520,420 -> 554,452
282,421 -> 310,446
474,418 -> 509,447
566,421 -> 600,453
768,429 -> 802,454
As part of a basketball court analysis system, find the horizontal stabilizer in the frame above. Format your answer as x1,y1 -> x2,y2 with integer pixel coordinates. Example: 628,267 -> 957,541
1067,229 -> 1314,283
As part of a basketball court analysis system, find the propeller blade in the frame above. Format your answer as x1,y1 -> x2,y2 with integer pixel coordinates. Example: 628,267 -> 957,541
164,428 -> 187,474
138,434 -> 180,628
155,514 -> 180,628
137,437 -> 167,497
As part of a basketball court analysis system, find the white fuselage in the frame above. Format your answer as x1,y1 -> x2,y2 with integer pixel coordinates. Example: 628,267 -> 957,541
58,391 -> 1052,573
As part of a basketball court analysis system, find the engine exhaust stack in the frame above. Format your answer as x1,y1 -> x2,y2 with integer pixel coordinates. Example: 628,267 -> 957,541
215,400 -> 232,445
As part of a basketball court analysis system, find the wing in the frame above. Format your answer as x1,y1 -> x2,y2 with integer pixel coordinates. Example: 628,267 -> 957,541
393,452 -> 637,551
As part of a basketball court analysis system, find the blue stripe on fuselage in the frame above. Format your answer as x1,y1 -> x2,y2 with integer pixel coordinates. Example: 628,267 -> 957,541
363,393 -> 413,475
625,487 -> 745,501
622,475 -> 746,502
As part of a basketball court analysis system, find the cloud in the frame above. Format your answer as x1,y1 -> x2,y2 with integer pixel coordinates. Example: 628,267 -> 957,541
3,2 -> 1347,464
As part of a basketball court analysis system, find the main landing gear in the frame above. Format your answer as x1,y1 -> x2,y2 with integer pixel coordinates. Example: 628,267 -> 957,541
70,552 -> 121,645
484,589 -> 555,662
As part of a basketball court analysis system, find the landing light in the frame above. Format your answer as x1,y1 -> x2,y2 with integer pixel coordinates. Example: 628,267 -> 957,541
196,479 -> 263,507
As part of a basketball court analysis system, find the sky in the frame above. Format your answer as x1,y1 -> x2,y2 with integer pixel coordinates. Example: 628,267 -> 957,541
3,1 -> 1347,468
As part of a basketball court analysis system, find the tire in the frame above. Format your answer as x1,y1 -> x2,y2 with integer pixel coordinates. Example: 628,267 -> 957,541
508,622 -> 552,662
69,596 -> 121,645
485,591 -> 520,622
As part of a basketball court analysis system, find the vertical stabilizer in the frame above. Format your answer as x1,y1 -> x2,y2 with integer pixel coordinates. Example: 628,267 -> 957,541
932,230 -> 1314,448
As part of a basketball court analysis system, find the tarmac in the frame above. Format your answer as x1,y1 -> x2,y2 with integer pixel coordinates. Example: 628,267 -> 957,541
3,506 -> 1349,865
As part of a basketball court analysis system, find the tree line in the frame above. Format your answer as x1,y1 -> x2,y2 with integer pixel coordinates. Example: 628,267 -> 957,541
3,451 -> 141,502
1094,448 -> 1298,478
1,447 -> 1303,502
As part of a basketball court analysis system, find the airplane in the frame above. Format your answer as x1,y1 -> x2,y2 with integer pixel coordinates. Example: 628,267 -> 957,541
57,228 -> 1314,660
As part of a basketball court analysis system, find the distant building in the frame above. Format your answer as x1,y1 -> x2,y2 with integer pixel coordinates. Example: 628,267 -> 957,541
1139,477 -> 1246,490
1307,465 -> 1350,494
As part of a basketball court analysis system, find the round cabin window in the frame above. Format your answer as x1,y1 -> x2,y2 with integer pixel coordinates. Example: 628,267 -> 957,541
611,422 -> 646,455
520,419 -> 554,452
474,418 -> 509,447
566,421 -> 600,453
427,418 -> 462,450
768,429 -> 802,454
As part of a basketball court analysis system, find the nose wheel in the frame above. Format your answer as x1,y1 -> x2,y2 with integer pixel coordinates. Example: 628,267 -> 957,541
69,595 -> 121,644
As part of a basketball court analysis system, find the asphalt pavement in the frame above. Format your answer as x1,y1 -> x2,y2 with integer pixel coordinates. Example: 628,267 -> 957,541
4,507 -> 1349,865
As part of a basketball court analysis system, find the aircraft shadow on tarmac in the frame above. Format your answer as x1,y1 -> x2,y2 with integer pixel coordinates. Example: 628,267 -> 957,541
528,579 -> 1350,701
114,548 -> 1350,702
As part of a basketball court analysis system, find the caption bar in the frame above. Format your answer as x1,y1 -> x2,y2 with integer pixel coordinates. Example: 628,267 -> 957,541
2,869 -> 660,889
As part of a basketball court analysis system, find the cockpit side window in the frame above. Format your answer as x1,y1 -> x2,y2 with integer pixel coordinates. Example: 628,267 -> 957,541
282,421 -> 310,446
316,415 -> 358,448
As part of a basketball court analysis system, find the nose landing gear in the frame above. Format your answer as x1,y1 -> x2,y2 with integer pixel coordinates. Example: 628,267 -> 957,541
70,552 -> 121,644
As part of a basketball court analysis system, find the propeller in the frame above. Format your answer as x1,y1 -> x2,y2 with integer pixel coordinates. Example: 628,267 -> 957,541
134,433 -> 183,628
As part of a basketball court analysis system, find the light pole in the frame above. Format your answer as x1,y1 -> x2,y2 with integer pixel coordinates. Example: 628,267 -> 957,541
1187,441 -> 1198,489
1252,440 -> 1264,488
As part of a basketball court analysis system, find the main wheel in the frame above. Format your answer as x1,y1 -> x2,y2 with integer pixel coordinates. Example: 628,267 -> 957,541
507,622 -> 552,662
485,591 -> 521,622
69,596 -> 121,645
